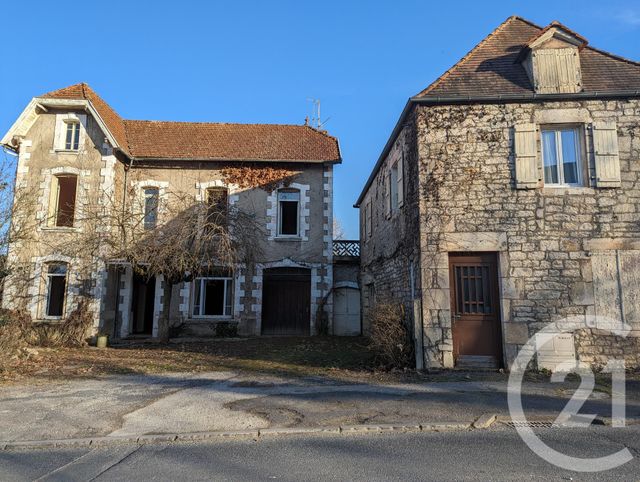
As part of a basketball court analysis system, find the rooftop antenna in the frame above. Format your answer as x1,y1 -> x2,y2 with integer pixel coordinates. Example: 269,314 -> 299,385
306,98 -> 323,130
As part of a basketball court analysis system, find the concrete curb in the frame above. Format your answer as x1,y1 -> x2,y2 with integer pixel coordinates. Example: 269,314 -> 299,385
0,422 -> 473,451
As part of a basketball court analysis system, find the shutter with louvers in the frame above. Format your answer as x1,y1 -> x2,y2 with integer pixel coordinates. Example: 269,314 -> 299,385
384,171 -> 391,218
514,123 -> 540,189
593,121 -> 621,188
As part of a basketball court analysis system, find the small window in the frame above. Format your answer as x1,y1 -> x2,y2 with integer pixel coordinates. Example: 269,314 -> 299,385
365,200 -> 372,239
541,127 -> 582,186
65,122 -> 81,151
52,174 -> 78,227
390,162 -> 399,212
45,263 -> 68,318
143,188 -> 159,230
206,187 -> 228,227
278,189 -> 300,236
192,272 -> 233,317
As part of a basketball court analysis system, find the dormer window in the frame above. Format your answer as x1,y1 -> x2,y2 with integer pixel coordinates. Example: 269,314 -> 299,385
65,121 -> 81,151
520,22 -> 587,94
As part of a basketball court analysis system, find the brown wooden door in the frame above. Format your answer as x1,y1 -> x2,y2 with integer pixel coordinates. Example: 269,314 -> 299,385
261,268 -> 311,335
449,253 -> 502,368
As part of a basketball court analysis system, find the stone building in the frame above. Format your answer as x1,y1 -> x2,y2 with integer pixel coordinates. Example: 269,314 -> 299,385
1,83 -> 343,339
356,16 -> 640,370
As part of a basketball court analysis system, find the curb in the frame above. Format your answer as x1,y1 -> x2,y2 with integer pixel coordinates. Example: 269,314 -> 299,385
0,422 -> 472,451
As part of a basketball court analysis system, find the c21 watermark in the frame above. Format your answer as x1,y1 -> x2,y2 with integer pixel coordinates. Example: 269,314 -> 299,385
507,316 -> 633,473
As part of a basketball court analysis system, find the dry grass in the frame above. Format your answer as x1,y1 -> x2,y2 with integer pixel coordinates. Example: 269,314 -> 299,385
0,337 -> 383,385
369,303 -> 415,369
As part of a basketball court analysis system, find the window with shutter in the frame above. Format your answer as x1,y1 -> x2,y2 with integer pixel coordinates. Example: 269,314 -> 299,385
397,153 -> 404,208
514,123 -> 540,189
593,121 -> 621,188
384,172 -> 391,218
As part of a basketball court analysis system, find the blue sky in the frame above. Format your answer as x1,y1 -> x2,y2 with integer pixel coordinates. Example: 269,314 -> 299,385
1,0 -> 639,238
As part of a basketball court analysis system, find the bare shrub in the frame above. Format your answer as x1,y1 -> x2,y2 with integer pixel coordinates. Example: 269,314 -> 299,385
368,302 -> 414,369
26,300 -> 93,347
0,309 -> 31,360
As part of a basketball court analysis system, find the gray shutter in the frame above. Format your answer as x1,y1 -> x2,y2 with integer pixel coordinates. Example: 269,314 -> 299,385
593,121 -> 621,188
384,171 -> 391,218
397,153 -> 404,208
514,123 -> 540,189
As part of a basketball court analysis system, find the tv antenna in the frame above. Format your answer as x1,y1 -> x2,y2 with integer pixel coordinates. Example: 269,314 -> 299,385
306,98 -> 330,130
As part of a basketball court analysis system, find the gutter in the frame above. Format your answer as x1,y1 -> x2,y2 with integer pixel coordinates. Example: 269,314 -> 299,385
354,89 -> 640,207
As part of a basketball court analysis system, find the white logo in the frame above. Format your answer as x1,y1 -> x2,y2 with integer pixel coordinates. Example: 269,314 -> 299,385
507,316 -> 633,472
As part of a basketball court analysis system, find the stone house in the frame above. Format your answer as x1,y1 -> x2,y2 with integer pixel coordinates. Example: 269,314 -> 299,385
1,83 -> 346,339
356,16 -> 640,370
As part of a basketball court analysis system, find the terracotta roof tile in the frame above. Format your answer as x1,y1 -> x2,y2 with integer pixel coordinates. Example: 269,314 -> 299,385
39,84 -> 340,162
417,16 -> 640,98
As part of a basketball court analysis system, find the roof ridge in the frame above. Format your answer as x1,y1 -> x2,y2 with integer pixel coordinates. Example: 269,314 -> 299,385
124,119 -> 312,128
416,16 -> 541,97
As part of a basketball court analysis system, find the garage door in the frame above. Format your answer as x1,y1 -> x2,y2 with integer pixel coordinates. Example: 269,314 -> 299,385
261,268 -> 311,335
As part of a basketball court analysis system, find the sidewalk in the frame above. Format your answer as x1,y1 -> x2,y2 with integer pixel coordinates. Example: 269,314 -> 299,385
1,371 -> 638,446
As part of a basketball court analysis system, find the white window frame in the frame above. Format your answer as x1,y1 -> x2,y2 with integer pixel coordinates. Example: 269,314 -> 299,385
49,173 -> 78,228
540,126 -> 583,187
53,113 -> 86,152
277,189 -> 301,237
191,276 -> 234,319
64,121 -> 81,151
44,262 -> 68,319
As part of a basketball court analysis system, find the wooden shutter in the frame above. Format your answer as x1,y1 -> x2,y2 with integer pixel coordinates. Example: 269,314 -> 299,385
397,153 -> 404,208
514,123 -> 540,189
384,171 -> 391,218
532,48 -> 581,94
593,121 -> 621,188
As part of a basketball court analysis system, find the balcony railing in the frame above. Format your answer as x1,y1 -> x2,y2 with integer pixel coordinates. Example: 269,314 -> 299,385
333,239 -> 360,258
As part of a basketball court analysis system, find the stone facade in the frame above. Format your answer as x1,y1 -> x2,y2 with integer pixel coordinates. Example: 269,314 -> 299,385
360,98 -> 640,370
2,88 -> 339,340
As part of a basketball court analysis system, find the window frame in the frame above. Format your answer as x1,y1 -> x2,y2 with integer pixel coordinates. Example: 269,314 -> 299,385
205,186 -> 229,228
51,174 -> 78,228
390,161 -> 399,212
143,187 -> 159,230
44,262 -> 68,319
277,189 -> 300,237
191,275 -> 234,319
540,125 -> 584,187
64,121 -> 81,151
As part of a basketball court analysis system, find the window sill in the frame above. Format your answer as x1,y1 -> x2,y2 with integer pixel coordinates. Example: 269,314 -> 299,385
274,236 -> 303,242
40,226 -> 81,233
53,149 -> 81,154
542,186 -> 596,196
188,317 -> 234,322
34,318 -> 63,323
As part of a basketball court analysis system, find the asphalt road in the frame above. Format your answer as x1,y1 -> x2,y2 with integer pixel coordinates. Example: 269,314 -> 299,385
1,426 -> 639,481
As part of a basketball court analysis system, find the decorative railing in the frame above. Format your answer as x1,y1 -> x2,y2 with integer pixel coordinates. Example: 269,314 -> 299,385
333,239 -> 360,258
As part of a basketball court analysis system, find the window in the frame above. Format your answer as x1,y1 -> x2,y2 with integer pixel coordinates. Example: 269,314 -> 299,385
192,272 -> 233,317
541,127 -> 582,186
65,121 -> 81,151
390,162 -> 399,212
278,189 -> 300,236
206,187 -> 228,227
45,263 -> 68,318
143,188 -> 159,230
51,174 -> 78,227
365,200 -> 372,239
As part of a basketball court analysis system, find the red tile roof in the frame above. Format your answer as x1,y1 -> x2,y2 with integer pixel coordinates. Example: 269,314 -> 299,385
417,16 -> 640,98
40,84 -> 340,162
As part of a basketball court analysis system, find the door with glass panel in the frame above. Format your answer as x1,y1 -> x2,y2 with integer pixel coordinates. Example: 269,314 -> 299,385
449,253 -> 502,368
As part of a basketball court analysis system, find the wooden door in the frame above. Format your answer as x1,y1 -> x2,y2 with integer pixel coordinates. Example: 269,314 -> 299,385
449,253 -> 502,369
131,274 -> 155,335
261,268 -> 311,335
333,287 -> 361,336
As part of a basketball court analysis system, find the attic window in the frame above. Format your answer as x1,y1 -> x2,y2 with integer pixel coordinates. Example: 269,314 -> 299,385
65,121 -> 81,150
531,48 -> 582,94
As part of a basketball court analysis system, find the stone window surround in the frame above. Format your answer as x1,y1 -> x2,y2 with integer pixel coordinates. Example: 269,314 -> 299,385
38,166 -> 90,231
132,180 -> 169,224
28,254 -> 75,321
52,113 -> 87,153
266,183 -> 310,241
